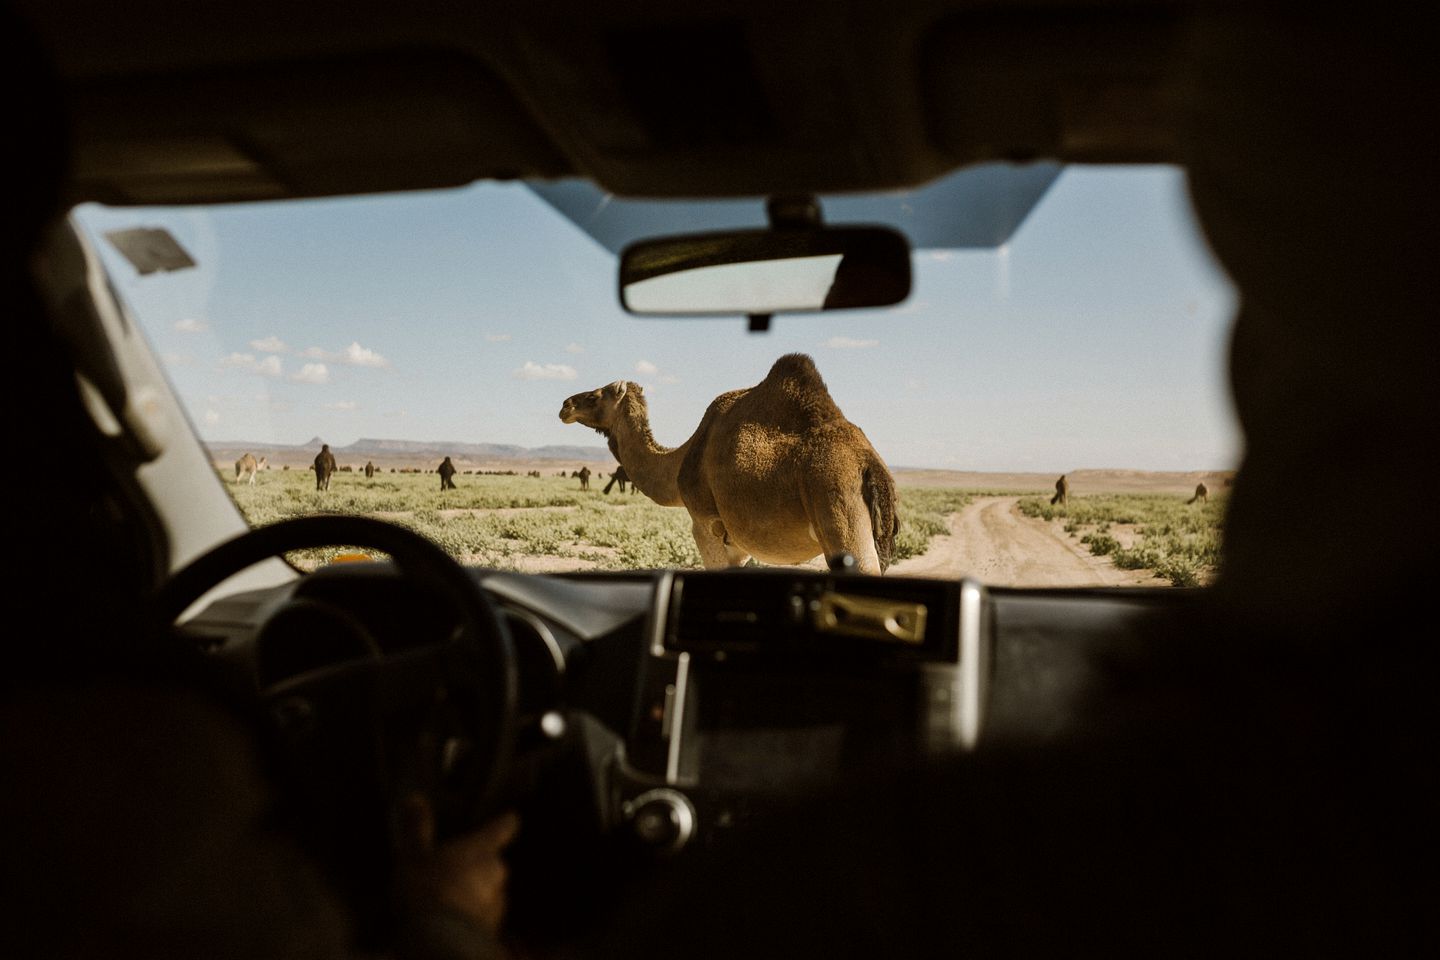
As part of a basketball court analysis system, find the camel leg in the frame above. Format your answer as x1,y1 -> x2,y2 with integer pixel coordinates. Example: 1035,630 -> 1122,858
806,485 -> 883,575
724,541 -> 752,566
690,515 -> 742,569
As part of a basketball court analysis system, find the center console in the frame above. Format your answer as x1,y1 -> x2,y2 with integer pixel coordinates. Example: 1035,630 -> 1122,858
609,570 -> 992,854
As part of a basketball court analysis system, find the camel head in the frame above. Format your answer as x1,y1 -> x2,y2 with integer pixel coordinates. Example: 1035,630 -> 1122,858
559,380 -> 634,432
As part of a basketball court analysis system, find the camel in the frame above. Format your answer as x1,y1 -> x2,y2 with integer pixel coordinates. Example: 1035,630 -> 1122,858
1051,474 -> 1069,507
559,353 -> 898,574
574,466 -> 592,491
233,453 -> 266,485
437,456 -> 458,491
313,444 -> 336,492
364,461 -> 375,479
1188,482 -> 1209,505
603,465 -> 630,495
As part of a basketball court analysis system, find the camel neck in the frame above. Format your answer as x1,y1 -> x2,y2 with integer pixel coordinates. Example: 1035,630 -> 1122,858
609,395 -> 687,506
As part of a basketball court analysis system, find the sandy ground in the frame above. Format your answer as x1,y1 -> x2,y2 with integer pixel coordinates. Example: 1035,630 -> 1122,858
488,496 -> 1165,585
893,468 -> 1233,496
888,496 -> 1160,587
365,495 -> 1165,585
276,466 -> 1211,584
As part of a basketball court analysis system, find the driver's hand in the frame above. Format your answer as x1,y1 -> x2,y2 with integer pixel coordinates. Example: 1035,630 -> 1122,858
397,793 -> 521,940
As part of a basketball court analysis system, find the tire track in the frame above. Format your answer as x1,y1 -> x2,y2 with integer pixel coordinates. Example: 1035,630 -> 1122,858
889,496 -> 1157,586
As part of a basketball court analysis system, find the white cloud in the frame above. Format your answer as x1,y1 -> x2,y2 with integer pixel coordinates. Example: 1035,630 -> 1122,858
174,317 -> 208,333
203,409 -> 221,426
299,342 -> 389,368
485,333 -> 513,343
565,342 -> 585,354
325,400 -> 358,411
291,363 -> 330,384
161,352 -> 195,368
514,361 -> 578,381
342,342 -> 388,367
824,336 -> 880,349
219,352 -> 283,378
250,335 -> 288,353
632,359 -> 680,387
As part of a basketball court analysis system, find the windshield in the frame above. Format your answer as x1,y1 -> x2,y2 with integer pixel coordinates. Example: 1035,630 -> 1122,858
72,165 -> 1237,586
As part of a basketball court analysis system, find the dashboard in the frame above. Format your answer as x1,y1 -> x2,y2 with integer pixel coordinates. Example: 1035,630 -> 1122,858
184,563 -> 1183,856
180,562 -> 1188,946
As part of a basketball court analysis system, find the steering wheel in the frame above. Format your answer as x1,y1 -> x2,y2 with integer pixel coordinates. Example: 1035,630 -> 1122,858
155,515 -> 519,839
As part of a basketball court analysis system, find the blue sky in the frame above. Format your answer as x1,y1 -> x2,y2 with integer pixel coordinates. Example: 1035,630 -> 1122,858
74,166 -> 1240,472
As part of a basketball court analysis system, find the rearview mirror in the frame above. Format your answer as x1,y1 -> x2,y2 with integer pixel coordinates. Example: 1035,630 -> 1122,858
620,227 -> 911,316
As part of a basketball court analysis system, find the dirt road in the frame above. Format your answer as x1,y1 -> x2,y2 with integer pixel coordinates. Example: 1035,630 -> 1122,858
889,496 -> 1158,587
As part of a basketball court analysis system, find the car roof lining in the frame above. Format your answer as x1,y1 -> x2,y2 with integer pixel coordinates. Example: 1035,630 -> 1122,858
16,0 -> 1196,206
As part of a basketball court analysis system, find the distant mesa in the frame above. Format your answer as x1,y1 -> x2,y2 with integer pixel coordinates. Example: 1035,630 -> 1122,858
207,436 -> 611,463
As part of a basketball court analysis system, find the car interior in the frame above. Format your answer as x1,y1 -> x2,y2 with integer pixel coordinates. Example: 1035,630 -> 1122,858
4,2 -> 1435,958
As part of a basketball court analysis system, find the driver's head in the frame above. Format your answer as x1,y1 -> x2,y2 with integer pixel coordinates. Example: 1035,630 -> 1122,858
1180,7 -> 1438,628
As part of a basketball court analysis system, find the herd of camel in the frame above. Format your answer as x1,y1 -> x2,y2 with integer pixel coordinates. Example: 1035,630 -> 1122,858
232,353 -> 1213,576
235,448 -> 632,495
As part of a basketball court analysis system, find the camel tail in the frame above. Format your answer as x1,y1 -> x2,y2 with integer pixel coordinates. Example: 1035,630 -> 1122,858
862,460 -> 898,573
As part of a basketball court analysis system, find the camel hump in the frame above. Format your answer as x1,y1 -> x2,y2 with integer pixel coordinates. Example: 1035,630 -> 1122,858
763,353 -> 828,397
765,352 -> 821,383
757,352 -> 843,424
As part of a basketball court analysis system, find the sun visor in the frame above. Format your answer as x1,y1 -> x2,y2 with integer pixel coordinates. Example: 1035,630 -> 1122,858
66,51 -> 570,205
528,162 -> 1062,254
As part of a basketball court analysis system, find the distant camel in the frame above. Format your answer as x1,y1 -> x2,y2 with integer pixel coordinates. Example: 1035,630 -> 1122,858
1188,482 -> 1209,505
603,465 -> 630,494
560,353 -> 898,573
234,453 -> 266,485
313,444 -> 336,492
364,461 -> 375,479
574,466 -> 592,490
1051,475 -> 1069,507
437,457 -> 458,491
